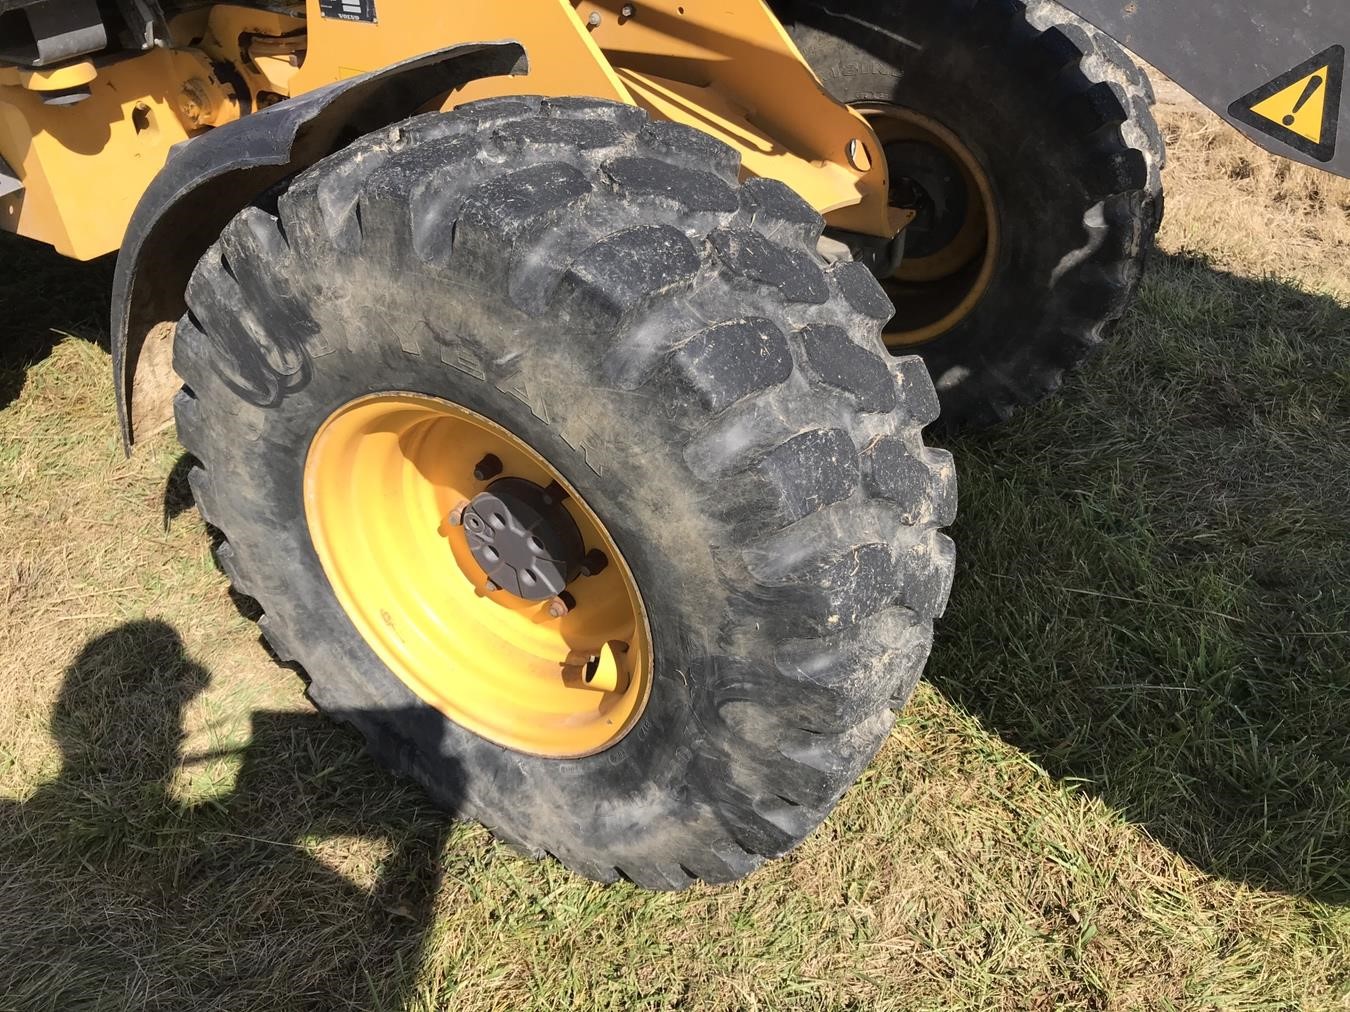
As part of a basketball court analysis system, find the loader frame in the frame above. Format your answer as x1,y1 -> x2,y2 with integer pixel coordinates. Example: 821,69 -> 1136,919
0,0 -> 897,262
3,1 -> 904,446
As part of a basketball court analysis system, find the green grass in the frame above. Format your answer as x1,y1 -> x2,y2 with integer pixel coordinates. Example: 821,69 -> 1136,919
1,117 -> 1349,1009
937,253 -> 1350,904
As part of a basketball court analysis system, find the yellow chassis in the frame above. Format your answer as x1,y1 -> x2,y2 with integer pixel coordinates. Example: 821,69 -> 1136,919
0,0 -> 898,261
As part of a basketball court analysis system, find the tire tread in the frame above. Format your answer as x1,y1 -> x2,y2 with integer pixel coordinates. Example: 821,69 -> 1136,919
174,96 -> 956,888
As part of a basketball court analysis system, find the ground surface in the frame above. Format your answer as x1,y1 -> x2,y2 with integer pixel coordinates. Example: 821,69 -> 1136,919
1,96 -> 1347,1011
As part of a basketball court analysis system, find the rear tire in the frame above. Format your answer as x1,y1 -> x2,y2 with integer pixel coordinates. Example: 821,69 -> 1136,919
778,0 -> 1165,427
173,97 -> 957,888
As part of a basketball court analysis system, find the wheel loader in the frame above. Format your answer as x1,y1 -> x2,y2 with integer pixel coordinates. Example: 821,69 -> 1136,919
1,0 -> 1344,888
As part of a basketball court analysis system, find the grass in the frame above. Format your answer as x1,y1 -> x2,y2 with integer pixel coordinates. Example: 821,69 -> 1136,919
1,98 -> 1348,1010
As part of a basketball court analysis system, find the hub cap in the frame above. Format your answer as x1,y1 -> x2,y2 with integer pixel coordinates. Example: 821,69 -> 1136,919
855,103 -> 1001,348
462,477 -> 585,601
304,393 -> 652,758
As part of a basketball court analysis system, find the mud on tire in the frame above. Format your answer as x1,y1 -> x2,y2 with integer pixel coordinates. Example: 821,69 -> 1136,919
173,97 -> 957,888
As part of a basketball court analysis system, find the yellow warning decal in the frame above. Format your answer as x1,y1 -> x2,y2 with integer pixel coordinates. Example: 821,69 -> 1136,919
1251,68 -> 1331,144
1229,45 -> 1343,162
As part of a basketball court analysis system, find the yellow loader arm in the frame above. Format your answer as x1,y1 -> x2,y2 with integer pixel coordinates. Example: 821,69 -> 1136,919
0,0 -> 898,262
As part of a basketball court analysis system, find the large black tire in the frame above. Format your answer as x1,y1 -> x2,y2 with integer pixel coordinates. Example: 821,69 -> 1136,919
173,97 -> 957,888
777,0 -> 1165,427
1020,0 -> 1165,231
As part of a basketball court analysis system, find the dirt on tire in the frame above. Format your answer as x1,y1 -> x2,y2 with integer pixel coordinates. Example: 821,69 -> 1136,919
173,97 -> 958,888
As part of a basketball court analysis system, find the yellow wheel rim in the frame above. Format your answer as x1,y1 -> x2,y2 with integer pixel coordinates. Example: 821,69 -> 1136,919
304,393 -> 652,759
855,104 -> 1001,349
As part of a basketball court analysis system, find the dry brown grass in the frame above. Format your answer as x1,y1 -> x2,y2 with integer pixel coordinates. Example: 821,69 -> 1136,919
1,89 -> 1348,1011
1153,98 -> 1350,299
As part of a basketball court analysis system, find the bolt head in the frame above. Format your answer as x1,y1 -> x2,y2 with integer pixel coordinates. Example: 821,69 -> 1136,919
846,138 -> 872,173
587,11 -> 602,27
472,453 -> 503,482
179,78 -> 215,128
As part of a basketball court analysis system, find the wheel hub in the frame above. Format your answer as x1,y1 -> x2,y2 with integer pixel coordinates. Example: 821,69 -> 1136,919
462,478 -> 585,601
883,139 -> 971,261
303,393 -> 652,758
852,103 -> 1000,348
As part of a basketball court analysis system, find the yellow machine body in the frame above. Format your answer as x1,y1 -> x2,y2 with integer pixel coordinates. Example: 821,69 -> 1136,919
0,0 -> 897,261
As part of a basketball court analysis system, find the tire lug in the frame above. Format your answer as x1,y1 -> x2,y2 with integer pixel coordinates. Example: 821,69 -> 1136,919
580,549 -> 609,577
446,500 -> 469,527
473,454 -> 503,482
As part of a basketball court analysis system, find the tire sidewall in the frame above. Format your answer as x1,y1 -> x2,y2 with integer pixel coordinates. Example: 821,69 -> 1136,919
177,97 -> 956,880
201,263 -> 727,846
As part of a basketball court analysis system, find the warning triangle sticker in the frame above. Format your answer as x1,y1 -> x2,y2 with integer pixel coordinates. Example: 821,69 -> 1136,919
1229,46 -> 1343,162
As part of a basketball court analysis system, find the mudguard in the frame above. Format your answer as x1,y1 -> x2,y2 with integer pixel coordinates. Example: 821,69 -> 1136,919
1060,0 -> 1347,178
112,41 -> 526,450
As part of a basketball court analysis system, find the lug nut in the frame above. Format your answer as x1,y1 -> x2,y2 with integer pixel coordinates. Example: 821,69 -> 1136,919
547,591 -> 576,619
587,11 -> 602,27
580,549 -> 609,577
482,579 -> 500,594
447,500 -> 469,527
473,454 -> 503,482
621,3 -> 636,16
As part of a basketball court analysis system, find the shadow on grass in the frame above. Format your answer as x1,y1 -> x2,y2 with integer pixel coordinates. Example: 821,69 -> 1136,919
929,252 -> 1349,904
0,233 -> 115,410
4,227 -> 1345,936
0,620 -> 457,1010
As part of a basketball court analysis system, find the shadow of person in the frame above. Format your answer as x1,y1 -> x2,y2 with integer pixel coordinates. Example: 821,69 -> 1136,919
927,252 -> 1349,905
0,620 -> 458,1010
0,232 -> 115,411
